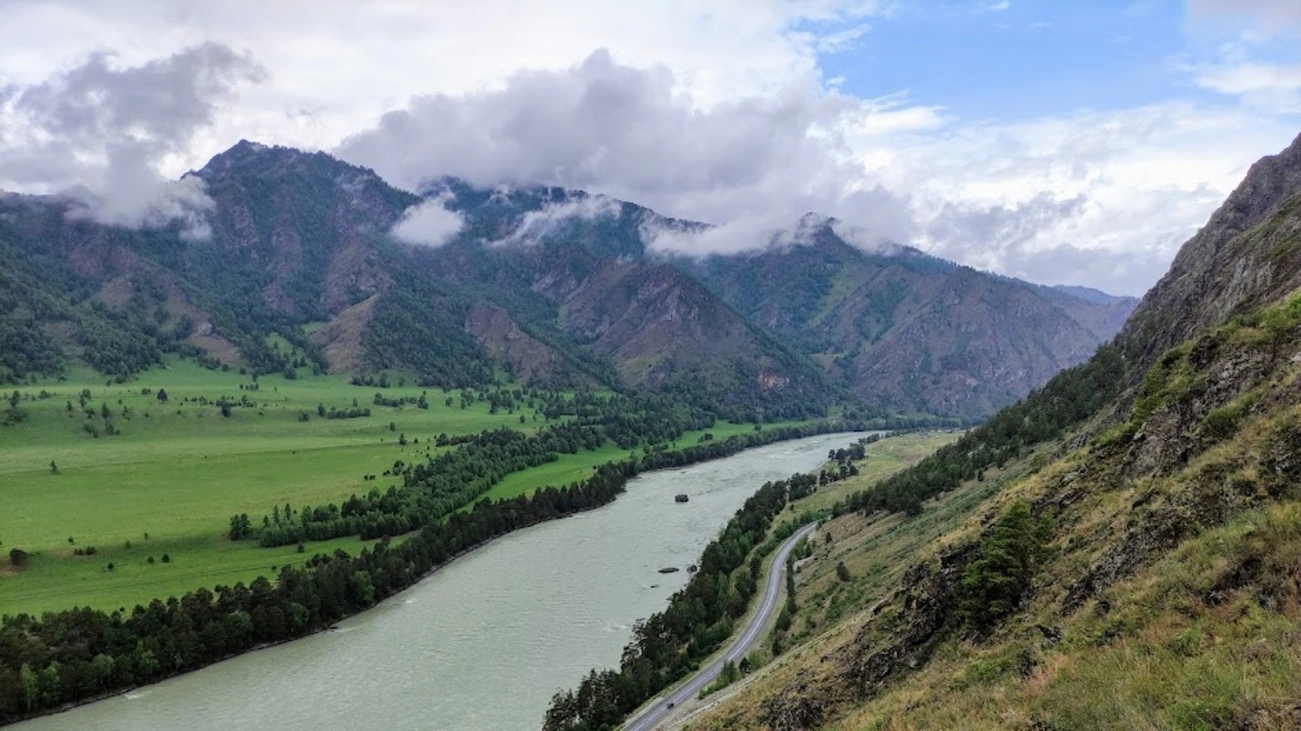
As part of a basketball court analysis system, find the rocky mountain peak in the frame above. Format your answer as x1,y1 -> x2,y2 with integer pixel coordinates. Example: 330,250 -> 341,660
1215,131 -> 1301,232
1118,132 -> 1301,373
195,140 -> 396,198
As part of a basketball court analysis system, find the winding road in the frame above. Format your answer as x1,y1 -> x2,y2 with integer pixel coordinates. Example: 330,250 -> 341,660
623,522 -> 817,731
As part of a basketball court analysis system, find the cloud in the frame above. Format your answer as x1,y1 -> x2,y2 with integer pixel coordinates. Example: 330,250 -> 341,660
1187,0 -> 1301,31
390,194 -> 465,248
335,49 -> 1299,294
925,193 -> 1088,258
0,42 -> 264,236
1190,61 -> 1301,113
497,194 -> 623,246
641,213 -> 799,257
338,49 -> 923,256
641,208 -> 902,258
0,0 -> 883,156
858,102 -> 1299,295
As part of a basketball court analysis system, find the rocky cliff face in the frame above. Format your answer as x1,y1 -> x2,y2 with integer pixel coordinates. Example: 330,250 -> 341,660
1119,132 -> 1301,373
463,302 -> 591,387
848,267 -> 1107,416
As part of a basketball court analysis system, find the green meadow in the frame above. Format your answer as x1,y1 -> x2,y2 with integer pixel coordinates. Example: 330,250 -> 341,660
469,420 -> 777,505
0,359 -> 537,614
0,359 -> 770,615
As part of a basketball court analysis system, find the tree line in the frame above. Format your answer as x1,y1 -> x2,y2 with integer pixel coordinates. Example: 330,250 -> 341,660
243,392 -> 720,547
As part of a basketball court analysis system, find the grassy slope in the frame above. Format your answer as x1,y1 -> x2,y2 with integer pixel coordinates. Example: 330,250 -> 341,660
778,432 -> 964,522
692,293 -> 1301,731
824,417 -> 1301,730
728,433 -> 965,672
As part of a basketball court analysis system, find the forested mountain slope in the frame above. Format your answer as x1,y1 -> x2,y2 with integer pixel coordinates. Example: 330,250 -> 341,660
686,132 -> 1301,730
0,140 -> 1132,419
681,220 -> 1136,417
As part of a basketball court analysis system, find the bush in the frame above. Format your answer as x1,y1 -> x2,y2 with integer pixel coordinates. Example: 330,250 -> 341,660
836,561 -> 852,582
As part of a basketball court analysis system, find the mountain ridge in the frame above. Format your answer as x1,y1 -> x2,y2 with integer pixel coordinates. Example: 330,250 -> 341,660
0,140 -> 1134,420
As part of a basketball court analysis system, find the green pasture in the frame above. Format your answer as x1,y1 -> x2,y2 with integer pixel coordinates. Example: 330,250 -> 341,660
0,360 -> 780,615
472,444 -> 634,505
2,534 -> 371,616
0,360 -> 535,613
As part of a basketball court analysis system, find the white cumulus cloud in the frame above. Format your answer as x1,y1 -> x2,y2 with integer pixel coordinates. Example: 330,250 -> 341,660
390,194 -> 465,248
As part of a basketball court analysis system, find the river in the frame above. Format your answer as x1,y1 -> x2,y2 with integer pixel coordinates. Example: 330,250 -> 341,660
17,432 -> 864,731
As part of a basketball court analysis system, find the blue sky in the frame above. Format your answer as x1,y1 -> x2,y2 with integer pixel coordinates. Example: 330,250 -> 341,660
1,0 -> 1299,294
824,2 -> 1190,118
820,0 -> 1298,118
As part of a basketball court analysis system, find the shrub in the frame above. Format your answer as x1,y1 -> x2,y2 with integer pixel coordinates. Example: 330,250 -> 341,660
836,561 -> 852,582
958,501 -> 1054,633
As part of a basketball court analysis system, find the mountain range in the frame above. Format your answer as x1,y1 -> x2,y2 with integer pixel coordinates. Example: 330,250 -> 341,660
0,140 -> 1136,419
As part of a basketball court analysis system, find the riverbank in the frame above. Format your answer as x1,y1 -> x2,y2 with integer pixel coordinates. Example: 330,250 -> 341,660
3,425 -> 868,727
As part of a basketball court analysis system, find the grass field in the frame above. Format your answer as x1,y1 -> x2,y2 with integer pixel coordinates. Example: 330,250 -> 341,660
472,444 -> 634,505
0,360 -> 776,615
471,421 -> 794,505
0,359 -> 554,614
785,430 -> 963,519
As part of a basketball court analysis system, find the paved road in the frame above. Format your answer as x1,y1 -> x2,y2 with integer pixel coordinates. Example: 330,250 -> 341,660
623,522 -> 817,731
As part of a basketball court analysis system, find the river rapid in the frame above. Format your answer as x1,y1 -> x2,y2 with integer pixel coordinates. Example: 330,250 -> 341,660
18,432 -> 865,731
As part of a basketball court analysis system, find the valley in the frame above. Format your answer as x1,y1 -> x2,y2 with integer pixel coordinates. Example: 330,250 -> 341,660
3,128 -> 1298,728
0,138 -> 1139,726
7,432 -> 885,731
1,359 -> 824,616
4,6 -> 1299,730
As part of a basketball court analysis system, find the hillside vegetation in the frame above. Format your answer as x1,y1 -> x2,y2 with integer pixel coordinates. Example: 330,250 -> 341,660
685,132 -> 1301,731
